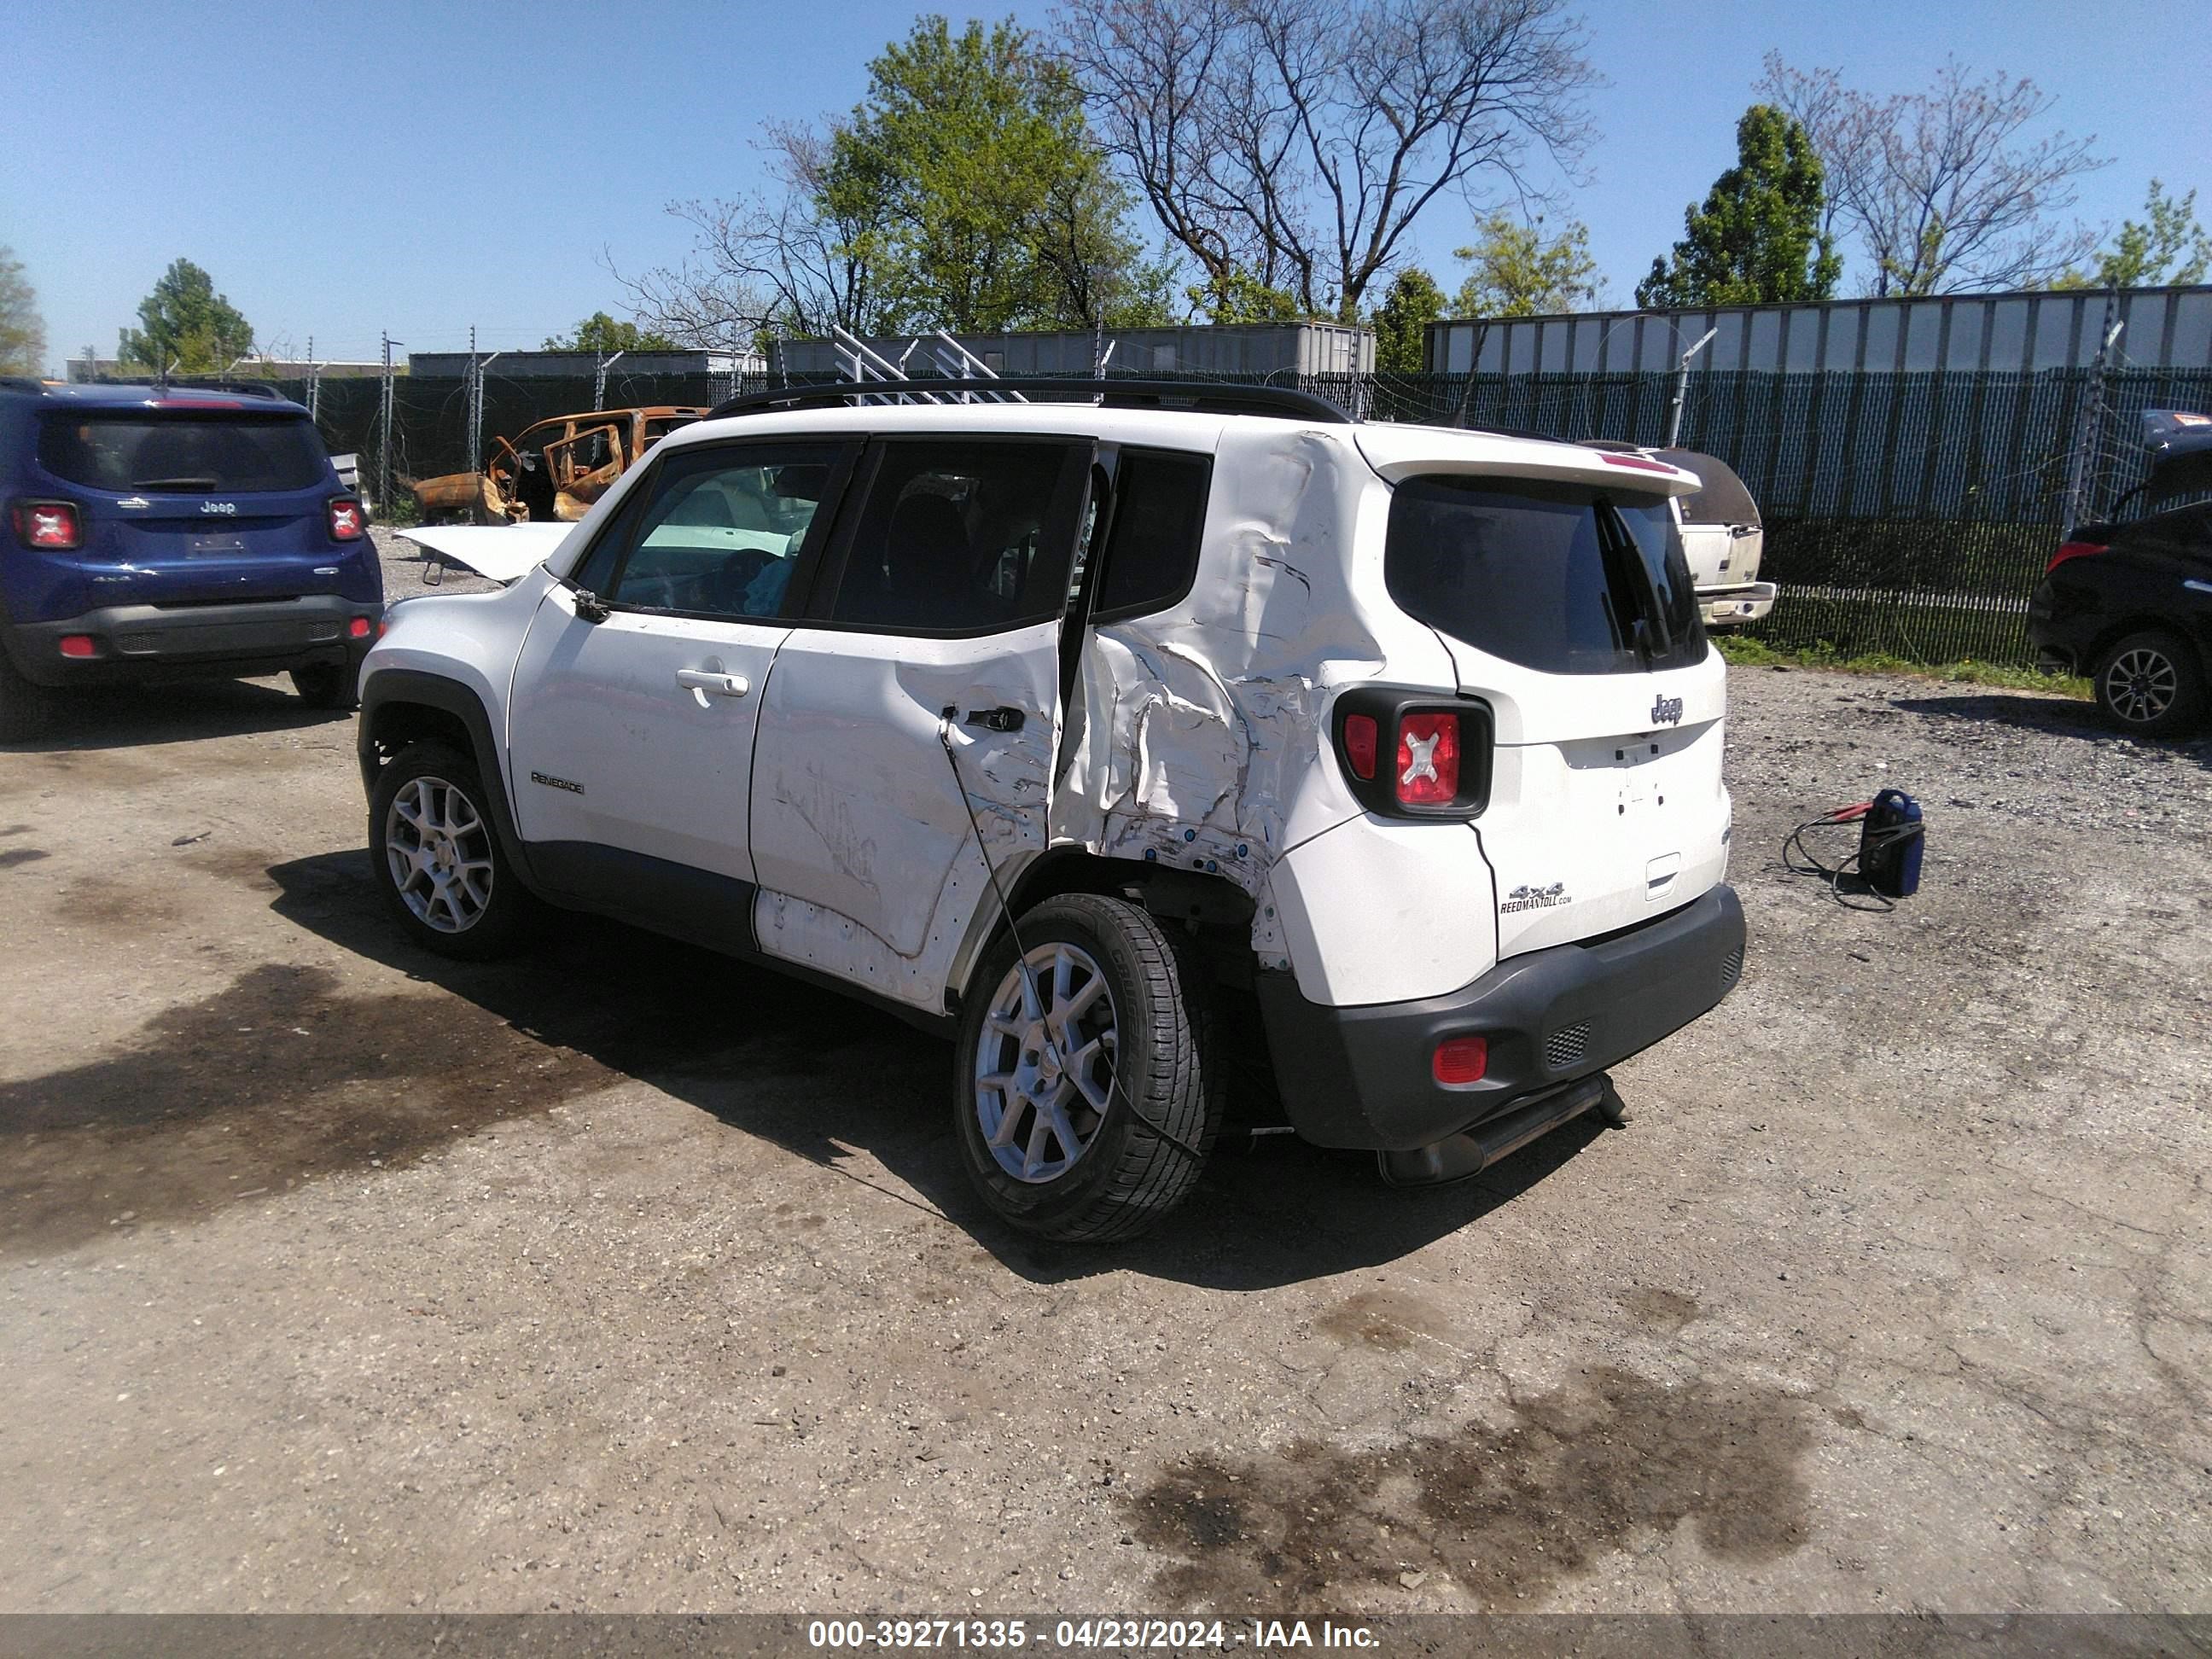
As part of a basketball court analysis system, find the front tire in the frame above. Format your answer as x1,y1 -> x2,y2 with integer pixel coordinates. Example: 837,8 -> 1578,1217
2093,629 -> 2206,738
952,893 -> 1224,1243
368,741 -> 533,958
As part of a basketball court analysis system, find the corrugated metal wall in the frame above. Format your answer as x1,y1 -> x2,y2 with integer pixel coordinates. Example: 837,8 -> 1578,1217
770,323 -> 1374,381
1424,286 -> 2212,377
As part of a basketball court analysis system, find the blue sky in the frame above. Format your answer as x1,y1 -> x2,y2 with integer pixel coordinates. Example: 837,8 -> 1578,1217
6,0 -> 2204,372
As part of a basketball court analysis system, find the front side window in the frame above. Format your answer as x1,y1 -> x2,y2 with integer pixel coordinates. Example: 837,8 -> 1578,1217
38,413 -> 328,493
827,440 -> 1086,633
1385,475 -> 1706,674
587,443 -> 843,621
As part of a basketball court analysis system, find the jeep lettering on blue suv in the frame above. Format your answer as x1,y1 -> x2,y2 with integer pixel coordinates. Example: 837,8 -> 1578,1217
357,379 -> 1746,1243
0,378 -> 384,738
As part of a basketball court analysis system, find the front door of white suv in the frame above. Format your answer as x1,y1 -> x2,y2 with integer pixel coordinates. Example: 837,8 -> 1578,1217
504,439 -> 853,934
746,437 -> 1091,1015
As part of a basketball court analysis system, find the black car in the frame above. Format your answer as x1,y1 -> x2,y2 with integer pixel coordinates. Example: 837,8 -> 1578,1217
2029,410 -> 2212,737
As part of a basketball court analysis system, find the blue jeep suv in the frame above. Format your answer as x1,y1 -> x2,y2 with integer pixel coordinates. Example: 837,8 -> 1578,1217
0,377 -> 384,738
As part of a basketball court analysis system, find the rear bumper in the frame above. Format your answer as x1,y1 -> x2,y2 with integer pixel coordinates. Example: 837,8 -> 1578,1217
3,595 -> 381,687
1697,581 -> 1777,626
1255,883 -> 1745,1151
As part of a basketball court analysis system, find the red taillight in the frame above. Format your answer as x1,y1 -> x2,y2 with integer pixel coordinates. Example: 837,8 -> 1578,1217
12,500 -> 81,550
58,635 -> 96,659
1395,712 -> 1461,806
2046,539 -> 2108,573
1600,451 -> 1677,474
347,616 -> 372,639
1342,713 -> 1378,780
328,498 -> 365,542
376,619 -> 389,638
1433,1035 -> 1488,1085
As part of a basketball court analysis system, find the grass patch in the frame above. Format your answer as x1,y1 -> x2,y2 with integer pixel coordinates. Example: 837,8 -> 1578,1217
1713,634 -> 2092,699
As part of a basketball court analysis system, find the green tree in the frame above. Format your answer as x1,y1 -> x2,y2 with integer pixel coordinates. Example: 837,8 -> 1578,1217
1637,105 -> 1840,307
0,246 -> 45,374
2054,180 -> 2212,289
541,312 -> 678,352
117,259 -> 254,374
1100,255 -> 1188,328
1372,268 -> 1447,373
1185,268 -> 1303,325
1452,214 -> 1601,317
824,15 -> 1139,332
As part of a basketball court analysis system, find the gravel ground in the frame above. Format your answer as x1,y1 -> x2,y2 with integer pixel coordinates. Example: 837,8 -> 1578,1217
0,598 -> 2207,1619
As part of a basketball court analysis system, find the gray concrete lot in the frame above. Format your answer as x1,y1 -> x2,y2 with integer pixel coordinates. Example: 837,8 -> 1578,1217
3,556 -> 2208,1616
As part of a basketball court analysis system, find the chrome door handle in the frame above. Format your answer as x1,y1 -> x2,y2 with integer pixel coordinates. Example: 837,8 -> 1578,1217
676,668 -> 750,698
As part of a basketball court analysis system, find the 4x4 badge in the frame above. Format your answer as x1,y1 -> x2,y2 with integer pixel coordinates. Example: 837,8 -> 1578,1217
1651,695 -> 1684,726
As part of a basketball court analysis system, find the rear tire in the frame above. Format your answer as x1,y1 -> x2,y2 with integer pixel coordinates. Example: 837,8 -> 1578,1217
2093,629 -> 2206,738
952,893 -> 1224,1243
368,741 -> 534,959
0,645 -> 57,742
292,661 -> 359,710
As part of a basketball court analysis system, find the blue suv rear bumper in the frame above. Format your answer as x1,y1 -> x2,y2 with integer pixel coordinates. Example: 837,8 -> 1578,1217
3,594 -> 381,687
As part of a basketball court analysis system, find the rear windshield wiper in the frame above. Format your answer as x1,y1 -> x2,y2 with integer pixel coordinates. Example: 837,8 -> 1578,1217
131,476 -> 220,491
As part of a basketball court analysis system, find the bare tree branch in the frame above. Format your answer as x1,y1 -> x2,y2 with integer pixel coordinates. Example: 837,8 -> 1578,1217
1056,0 -> 1594,321
1760,53 -> 2107,296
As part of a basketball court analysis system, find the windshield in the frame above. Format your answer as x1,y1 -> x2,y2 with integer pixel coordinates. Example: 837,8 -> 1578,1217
38,413 -> 329,493
1385,475 -> 1707,675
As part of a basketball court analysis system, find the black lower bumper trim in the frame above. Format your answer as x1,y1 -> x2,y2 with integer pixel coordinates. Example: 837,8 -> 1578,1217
6,597 -> 380,687
1256,884 -> 1745,1151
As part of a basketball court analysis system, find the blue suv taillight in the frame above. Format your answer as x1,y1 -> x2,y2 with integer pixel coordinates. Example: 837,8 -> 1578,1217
11,499 -> 81,550
328,498 -> 365,542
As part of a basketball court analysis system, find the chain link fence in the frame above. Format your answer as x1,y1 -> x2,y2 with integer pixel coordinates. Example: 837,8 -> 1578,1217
143,358 -> 2212,667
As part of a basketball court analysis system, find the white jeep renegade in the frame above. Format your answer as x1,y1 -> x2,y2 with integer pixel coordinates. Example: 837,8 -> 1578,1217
358,380 -> 1745,1241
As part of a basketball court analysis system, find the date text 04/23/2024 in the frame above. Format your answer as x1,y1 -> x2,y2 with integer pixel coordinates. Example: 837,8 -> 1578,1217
806,1619 -> 1381,1650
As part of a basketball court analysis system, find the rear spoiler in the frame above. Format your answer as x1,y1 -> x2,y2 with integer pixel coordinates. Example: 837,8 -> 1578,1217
2108,410 -> 2212,515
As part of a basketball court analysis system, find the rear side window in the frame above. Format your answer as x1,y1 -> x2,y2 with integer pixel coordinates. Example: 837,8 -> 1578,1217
1096,448 -> 1210,619
826,440 -> 1087,634
37,413 -> 329,493
1385,476 -> 1706,674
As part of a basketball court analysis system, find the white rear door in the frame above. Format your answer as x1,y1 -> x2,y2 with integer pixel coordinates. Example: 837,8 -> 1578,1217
747,436 -> 1091,1013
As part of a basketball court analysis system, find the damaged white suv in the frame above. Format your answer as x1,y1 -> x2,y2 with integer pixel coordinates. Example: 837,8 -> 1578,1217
359,380 -> 1745,1241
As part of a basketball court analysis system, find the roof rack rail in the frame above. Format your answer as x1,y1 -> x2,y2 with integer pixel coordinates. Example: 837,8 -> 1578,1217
707,376 -> 1352,425
163,379 -> 292,401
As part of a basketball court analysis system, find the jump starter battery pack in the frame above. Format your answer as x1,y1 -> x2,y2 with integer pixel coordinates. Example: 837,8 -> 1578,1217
1859,788 -> 1925,899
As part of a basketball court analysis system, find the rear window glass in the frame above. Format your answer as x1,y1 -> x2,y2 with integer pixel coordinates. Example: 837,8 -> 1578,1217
1655,448 -> 1761,526
1385,476 -> 1706,674
38,414 -> 329,493
1097,448 -> 1210,619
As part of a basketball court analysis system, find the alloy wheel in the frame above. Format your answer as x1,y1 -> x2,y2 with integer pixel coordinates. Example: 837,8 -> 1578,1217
384,775 -> 496,933
2104,647 -> 2179,725
972,941 -> 1121,1184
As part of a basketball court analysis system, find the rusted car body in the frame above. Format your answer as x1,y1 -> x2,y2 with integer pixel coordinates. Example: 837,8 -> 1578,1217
410,407 -> 704,523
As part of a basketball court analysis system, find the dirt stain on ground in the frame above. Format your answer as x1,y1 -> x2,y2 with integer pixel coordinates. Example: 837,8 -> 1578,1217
1127,1365 -> 1816,1609
0,962 -> 614,1257
1620,1286 -> 1701,1334
0,847 -> 50,869
1314,1289 -> 1459,1353
60,874 -> 184,930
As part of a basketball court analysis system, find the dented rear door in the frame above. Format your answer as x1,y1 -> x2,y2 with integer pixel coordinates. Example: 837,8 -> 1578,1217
747,436 -> 1091,1013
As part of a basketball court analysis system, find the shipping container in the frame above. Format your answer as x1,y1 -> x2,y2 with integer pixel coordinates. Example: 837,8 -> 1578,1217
1425,285 -> 2212,378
